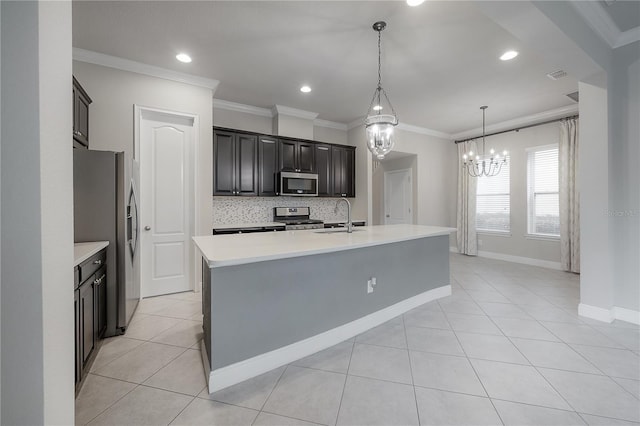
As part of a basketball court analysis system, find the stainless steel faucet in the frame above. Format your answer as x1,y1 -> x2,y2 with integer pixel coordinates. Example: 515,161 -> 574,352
336,198 -> 353,233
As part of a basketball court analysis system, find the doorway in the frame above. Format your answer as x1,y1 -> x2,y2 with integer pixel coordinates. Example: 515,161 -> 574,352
135,106 -> 197,297
384,168 -> 413,225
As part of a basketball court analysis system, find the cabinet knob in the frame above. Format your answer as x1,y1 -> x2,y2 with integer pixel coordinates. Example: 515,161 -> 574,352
144,226 -> 151,231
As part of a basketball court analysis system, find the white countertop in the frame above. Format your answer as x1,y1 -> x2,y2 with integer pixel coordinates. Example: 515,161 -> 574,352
194,224 -> 456,268
212,222 -> 285,230
74,241 -> 109,266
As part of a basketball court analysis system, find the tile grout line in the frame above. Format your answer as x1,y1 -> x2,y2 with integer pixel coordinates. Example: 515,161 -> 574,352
251,364 -> 289,425
479,304 -> 579,415
332,339 -> 355,426
401,313 -> 422,426
440,299 -> 506,426
79,380 -> 140,425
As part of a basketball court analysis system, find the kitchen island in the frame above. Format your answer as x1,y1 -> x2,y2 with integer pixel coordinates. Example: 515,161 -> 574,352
193,224 -> 455,393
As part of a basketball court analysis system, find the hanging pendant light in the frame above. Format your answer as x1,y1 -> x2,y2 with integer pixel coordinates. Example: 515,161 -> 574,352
365,21 -> 398,160
462,106 -> 507,177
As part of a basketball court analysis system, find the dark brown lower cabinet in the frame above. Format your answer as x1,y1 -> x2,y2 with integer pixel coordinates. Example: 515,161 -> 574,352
74,288 -> 81,385
75,248 -> 107,391
94,266 -> 107,339
80,278 -> 95,366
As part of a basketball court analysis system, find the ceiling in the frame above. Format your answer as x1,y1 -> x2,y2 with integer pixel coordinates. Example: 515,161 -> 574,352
599,0 -> 640,32
72,1 -> 580,135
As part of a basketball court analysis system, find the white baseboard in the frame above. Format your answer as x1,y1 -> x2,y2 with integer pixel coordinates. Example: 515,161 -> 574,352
448,246 -> 561,270
204,285 -> 451,393
578,303 -> 640,325
477,250 -> 562,270
578,303 -> 614,323
613,307 -> 640,325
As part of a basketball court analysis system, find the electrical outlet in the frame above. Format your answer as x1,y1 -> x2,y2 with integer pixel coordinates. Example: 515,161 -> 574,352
367,277 -> 377,294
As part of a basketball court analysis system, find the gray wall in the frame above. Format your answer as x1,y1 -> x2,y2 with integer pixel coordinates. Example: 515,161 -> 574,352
471,122 -> 562,263
1,2 -> 74,423
207,235 -> 449,369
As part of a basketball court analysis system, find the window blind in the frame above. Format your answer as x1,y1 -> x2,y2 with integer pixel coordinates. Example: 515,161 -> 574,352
476,158 -> 510,232
527,146 -> 559,236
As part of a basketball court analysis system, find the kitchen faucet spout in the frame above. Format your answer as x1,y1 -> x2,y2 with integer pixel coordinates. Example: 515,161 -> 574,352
336,198 -> 353,233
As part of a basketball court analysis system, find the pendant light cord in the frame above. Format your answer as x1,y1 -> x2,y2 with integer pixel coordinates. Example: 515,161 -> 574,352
377,29 -> 382,89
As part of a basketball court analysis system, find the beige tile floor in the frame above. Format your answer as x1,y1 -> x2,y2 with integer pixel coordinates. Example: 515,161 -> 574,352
76,254 -> 640,425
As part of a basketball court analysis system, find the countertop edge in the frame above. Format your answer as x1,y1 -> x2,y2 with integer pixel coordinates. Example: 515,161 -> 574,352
74,241 -> 109,266
194,226 -> 455,268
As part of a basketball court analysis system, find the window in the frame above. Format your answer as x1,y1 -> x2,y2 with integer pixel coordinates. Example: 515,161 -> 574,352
476,158 -> 510,233
527,145 -> 559,237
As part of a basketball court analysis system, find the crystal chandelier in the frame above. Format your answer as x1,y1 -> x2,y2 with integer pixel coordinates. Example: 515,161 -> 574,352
365,21 -> 398,160
462,106 -> 507,177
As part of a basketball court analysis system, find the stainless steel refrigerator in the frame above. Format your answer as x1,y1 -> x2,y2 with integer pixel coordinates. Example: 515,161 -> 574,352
73,149 -> 140,337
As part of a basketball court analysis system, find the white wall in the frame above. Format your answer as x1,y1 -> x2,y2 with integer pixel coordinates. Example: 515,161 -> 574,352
469,122 -> 563,263
1,2 -> 74,423
579,78 -> 612,312
348,126 -> 457,229
372,155 -> 418,226
72,61 -> 214,291
609,42 -> 640,312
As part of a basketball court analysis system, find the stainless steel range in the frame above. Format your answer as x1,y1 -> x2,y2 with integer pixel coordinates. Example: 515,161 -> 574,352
274,207 -> 324,230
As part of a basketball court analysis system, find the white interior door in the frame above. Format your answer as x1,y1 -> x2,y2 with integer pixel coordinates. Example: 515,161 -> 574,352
384,169 -> 413,225
139,109 -> 195,297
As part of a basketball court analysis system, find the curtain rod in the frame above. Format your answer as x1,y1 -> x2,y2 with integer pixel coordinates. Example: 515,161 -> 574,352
454,114 -> 579,144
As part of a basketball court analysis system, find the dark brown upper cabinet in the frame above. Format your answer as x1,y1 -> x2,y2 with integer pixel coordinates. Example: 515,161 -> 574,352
278,139 -> 315,173
314,144 -> 332,197
213,130 -> 258,196
331,145 -> 356,198
258,135 -> 279,196
73,77 -> 92,149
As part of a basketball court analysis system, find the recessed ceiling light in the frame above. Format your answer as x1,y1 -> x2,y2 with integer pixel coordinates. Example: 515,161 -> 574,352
373,105 -> 383,111
300,85 -> 312,93
406,0 -> 425,6
176,53 -> 192,63
500,50 -> 518,61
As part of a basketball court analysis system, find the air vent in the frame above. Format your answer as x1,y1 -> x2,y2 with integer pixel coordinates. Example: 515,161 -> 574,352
566,91 -> 579,103
547,70 -> 567,80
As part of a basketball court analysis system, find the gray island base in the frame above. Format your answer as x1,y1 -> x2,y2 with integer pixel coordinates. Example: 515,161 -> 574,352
193,224 -> 455,393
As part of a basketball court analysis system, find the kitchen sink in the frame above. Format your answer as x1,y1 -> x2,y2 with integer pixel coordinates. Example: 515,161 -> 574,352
314,228 -> 365,234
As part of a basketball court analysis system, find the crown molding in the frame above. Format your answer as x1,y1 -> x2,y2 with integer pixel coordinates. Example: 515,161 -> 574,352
396,123 -> 452,140
348,116 -> 452,140
570,1 -> 639,48
314,119 -> 348,131
272,105 -> 318,120
616,26 -> 640,48
347,118 -> 363,130
213,99 -> 273,118
451,104 -> 579,140
213,99 -> 348,131
73,48 -> 220,91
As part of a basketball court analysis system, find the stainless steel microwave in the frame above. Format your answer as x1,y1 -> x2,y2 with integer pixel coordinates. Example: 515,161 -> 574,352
278,172 -> 318,196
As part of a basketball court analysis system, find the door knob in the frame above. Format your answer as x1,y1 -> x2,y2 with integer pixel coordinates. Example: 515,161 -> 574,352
144,226 -> 151,231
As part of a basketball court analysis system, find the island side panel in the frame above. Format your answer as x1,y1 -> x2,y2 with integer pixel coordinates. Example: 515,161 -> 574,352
207,234 -> 449,370
202,259 -> 212,369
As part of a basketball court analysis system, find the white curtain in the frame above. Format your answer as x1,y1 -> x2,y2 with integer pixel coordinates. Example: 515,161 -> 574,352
457,142 -> 478,255
559,118 -> 580,273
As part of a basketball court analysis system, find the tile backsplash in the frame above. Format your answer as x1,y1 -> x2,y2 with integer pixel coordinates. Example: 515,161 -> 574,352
212,197 -> 353,225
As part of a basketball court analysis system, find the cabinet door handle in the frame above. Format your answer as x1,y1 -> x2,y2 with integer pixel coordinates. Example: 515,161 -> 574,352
93,274 -> 106,285
93,259 -> 102,265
